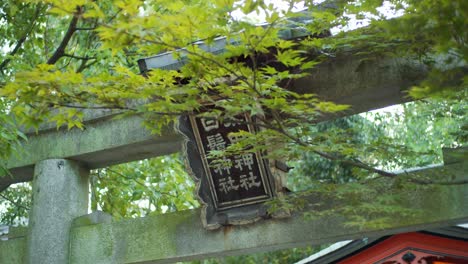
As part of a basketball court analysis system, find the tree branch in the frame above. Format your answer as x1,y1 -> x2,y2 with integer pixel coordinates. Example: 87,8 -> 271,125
75,27 -> 96,31
313,150 -> 397,177
257,117 -> 465,185
76,59 -> 97,73
0,37 -> 27,74
248,118 -> 398,178
0,193 -> 30,211
57,103 -> 136,111
47,6 -> 83,65
0,4 -> 44,74
63,53 -> 96,61
56,103 -> 185,116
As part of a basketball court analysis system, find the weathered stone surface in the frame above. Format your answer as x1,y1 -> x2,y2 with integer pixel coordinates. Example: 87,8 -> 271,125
1,162 -> 465,264
72,211 -> 113,228
68,163 -> 467,264
0,238 -> 25,264
291,55 -> 427,115
1,114 -> 181,191
26,159 -> 89,264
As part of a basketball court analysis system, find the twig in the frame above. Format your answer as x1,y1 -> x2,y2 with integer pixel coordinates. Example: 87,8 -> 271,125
0,4 -> 44,74
76,59 -> 97,73
244,117 -> 398,178
75,27 -> 96,31
313,150 -> 396,177
0,193 -> 30,211
56,103 -> 186,116
63,54 -> 96,61
57,103 -> 136,111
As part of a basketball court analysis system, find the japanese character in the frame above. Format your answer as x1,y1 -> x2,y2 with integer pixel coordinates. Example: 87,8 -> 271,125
212,157 -> 232,175
239,172 -> 262,190
234,153 -> 255,171
206,133 -> 226,151
218,176 -> 239,194
223,118 -> 240,128
200,118 -> 219,132
227,133 -> 246,145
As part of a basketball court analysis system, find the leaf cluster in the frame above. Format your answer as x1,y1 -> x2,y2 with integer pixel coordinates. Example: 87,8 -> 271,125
90,154 -> 199,219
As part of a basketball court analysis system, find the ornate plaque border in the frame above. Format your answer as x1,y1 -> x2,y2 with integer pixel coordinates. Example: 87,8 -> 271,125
175,114 -> 276,229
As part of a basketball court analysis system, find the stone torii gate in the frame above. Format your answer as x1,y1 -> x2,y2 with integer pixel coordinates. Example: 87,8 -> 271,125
0,51 -> 467,263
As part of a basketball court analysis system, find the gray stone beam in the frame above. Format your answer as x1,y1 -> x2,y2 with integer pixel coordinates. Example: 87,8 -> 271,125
1,115 -> 182,191
26,159 -> 89,264
68,163 -> 466,264
1,54 -> 428,190
291,55 -> 427,115
1,162 -> 466,263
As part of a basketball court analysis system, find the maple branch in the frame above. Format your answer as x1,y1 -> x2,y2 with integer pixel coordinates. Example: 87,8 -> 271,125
0,37 -> 27,75
235,117 -> 467,185
248,118 -> 398,178
0,193 -> 30,211
75,27 -> 96,31
57,103 -> 136,111
312,150 -> 396,177
63,54 -> 96,61
47,6 -> 83,65
257,119 -> 465,185
76,59 -> 97,73
57,103 -> 185,116
0,4 -> 44,74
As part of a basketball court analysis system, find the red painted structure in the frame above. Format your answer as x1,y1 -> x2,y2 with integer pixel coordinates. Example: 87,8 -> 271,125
339,232 -> 468,264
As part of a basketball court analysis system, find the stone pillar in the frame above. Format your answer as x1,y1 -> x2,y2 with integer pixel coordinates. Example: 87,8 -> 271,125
27,159 -> 89,264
